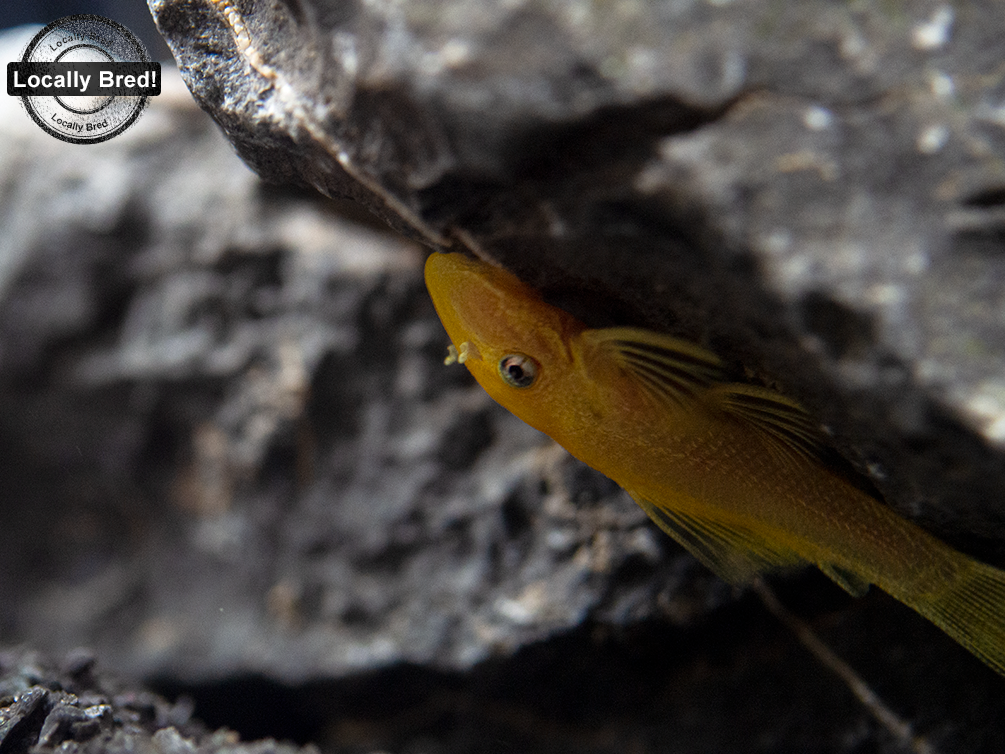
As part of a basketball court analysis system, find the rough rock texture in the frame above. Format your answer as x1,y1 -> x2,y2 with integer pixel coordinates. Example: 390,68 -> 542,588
147,0 -> 1005,548
0,648 -> 312,754
0,32 -> 691,685
4,2 -> 1005,750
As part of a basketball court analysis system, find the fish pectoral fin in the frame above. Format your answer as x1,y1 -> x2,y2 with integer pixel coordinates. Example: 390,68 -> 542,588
586,327 -> 726,407
630,494 -> 804,585
704,383 -> 825,464
818,563 -> 871,597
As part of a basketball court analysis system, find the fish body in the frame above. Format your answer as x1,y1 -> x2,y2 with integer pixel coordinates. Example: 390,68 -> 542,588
425,251 -> 1005,675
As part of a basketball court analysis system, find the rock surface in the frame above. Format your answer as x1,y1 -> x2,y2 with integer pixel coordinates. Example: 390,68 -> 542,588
3,1 -> 1005,750
148,0 -> 1005,546
0,32 -> 687,685
0,648 -> 312,754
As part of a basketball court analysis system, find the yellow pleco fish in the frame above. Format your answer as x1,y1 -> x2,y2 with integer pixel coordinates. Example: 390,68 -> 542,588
425,251 -> 1005,676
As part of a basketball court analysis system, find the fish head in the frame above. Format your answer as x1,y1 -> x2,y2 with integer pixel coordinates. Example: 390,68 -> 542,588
424,252 -> 586,433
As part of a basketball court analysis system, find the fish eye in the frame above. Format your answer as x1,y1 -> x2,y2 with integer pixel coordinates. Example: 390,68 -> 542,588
498,353 -> 538,388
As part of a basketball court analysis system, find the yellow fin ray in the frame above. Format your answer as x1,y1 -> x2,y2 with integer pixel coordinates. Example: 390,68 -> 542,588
705,383 -> 825,463
587,327 -> 726,407
819,563 -> 871,597
630,494 -> 805,585
899,558 -> 1005,676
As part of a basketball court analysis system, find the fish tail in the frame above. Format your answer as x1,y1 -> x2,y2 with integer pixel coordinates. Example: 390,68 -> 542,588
892,554 -> 1005,676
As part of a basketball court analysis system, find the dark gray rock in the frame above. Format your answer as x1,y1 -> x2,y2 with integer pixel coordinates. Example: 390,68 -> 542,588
148,0 -> 1005,548
5,2 -> 1005,748
0,648 -> 311,754
0,35 -> 694,686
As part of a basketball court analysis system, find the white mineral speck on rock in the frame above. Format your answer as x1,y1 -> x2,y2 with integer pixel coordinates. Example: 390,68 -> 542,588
917,124 -> 949,154
966,384 -> 1005,445
929,70 -> 954,99
912,6 -> 953,50
803,105 -> 833,131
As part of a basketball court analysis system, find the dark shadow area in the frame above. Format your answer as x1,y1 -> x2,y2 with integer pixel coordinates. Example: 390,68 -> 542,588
150,577 -> 1005,754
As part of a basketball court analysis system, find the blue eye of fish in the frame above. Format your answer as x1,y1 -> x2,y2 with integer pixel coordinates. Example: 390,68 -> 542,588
499,353 -> 538,388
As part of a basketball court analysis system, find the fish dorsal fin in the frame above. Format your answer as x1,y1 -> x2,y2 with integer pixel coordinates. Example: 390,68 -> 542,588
819,563 -> 871,597
703,384 -> 825,464
630,493 -> 805,585
586,327 -> 726,407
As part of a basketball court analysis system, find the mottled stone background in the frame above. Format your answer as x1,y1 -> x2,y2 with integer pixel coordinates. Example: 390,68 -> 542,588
2,0 -> 1005,751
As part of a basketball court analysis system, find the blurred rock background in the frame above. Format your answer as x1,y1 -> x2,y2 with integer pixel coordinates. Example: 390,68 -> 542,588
2,1 -> 1005,752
